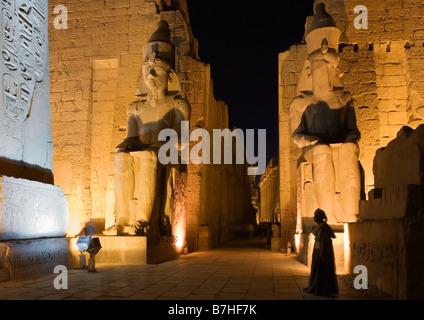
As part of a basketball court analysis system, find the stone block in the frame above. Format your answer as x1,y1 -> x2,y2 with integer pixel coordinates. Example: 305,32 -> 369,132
349,217 -> 424,299
378,99 -> 407,112
94,236 -> 147,265
0,237 -> 70,282
360,184 -> 424,221
87,235 -> 176,265
388,111 -> 409,125
374,124 -> 424,188
0,176 -> 69,241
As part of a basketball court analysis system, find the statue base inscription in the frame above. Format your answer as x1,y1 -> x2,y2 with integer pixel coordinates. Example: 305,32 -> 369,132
0,237 -> 70,282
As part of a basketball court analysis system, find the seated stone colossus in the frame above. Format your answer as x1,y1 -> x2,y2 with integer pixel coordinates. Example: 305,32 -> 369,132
104,21 -> 191,236
290,4 -> 361,225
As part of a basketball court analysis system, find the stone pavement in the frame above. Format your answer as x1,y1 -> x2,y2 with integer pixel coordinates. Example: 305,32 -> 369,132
0,239 -> 367,301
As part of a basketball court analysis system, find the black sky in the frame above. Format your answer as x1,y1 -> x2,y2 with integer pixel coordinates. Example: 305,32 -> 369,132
186,0 -> 315,164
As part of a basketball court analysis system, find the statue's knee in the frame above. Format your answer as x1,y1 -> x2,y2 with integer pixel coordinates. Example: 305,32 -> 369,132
313,144 -> 332,154
341,142 -> 359,157
310,144 -> 332,163
115,152 -> 133,168
139,150 -> 158,167
143,150 -> 158,160
116,151 -> 130,160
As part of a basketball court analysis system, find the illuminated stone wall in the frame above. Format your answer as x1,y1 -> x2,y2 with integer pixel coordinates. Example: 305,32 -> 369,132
278,0 -> 424,245
48,0 -> 255,251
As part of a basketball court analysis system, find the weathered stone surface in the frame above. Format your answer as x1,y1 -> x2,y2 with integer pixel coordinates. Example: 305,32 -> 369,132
349,218 -> 424,299
374,124 -> 424,189
359,184 -> 424,221
0,176 -> 69,241
0,237 -> 70,282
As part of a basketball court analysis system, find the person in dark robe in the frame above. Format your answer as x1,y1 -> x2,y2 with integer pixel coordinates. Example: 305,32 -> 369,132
303,209 -> 339,296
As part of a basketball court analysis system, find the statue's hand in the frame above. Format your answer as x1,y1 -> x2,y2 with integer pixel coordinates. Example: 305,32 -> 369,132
344,131 -> 360,144
303,135 -> 320,147
116,137 -> 149,152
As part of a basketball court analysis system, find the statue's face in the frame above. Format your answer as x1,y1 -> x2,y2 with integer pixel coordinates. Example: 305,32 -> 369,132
309,48 -> 341,93
142,60 -> 170,95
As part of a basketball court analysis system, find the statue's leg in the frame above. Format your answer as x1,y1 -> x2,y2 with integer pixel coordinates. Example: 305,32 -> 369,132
113,152 -> 135,230
133,150 -> 158,224
304,144 -> 337,224
339,143 -> 361,222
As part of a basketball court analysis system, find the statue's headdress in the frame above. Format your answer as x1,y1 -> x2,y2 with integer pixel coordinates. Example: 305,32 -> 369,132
143,20 -> 175,68
297,4 -> 343,93
136,20 -> 181,97
305,3 -> 340,55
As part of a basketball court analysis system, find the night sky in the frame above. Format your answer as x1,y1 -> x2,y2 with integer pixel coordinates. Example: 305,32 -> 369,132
186,0 -> 315,164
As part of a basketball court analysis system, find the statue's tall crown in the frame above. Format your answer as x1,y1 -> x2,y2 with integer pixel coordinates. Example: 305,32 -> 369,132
305,3 -> 340,55
143,20 -> 175,68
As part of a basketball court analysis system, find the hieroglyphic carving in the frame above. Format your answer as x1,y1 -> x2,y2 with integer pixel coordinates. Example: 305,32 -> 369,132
8,249 -> 61,268
351,241 -> 398,269
1,0 -> 47,141
0,176 -> 69,241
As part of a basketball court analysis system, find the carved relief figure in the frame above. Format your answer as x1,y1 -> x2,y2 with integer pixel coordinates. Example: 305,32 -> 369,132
290,4 -> 361,224
103,20 -> 191,236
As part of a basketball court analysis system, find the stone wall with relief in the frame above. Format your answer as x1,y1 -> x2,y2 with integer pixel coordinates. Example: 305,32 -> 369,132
350,125 -> 424,299
49,0 -> 255,251
279,0 -> 424,249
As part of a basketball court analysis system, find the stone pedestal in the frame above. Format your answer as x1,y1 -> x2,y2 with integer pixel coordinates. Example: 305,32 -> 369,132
83,235 -> 176,266
94,236 -> 147,265
0,176 -> 70,281
297,231 -> 347,275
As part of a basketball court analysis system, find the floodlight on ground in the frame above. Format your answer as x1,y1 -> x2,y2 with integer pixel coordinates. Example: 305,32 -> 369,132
75,236 -> 102,272
76,236 -> 92,268
87,237 -> 102,272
